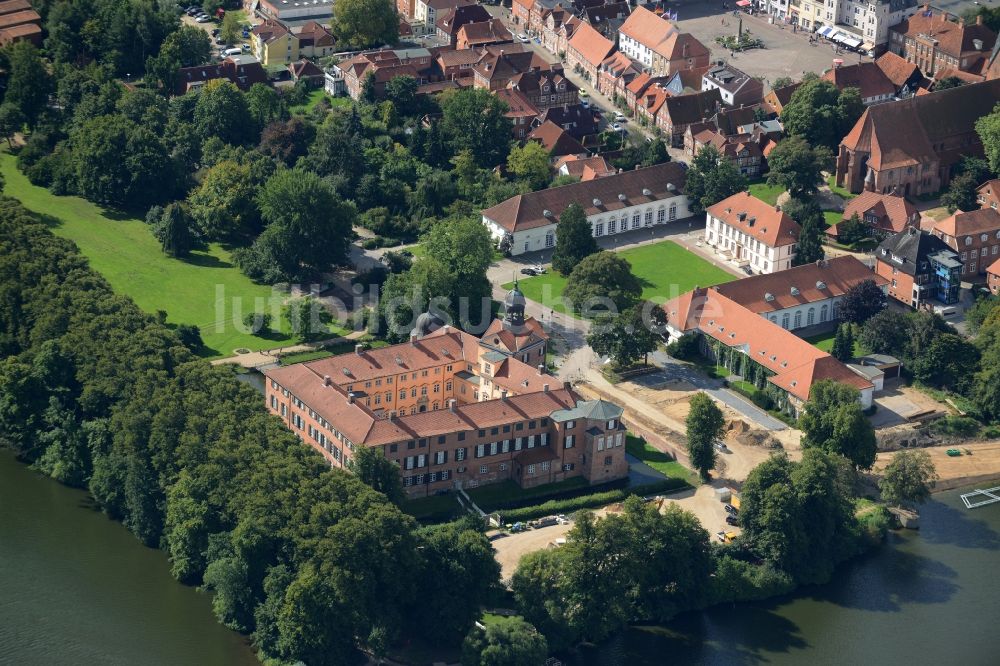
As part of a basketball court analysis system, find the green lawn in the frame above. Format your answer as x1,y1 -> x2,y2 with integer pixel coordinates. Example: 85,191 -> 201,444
823,210 -> 842,227
624,435 -> 697,483
504,240 -> 736,315
826,174 -> 856,200
466,477 -> 589,511
804,330 -> 861,357
401,493 -> 462,522
0,152 -> 299,357
289,89 -> 350,115
277,349 -> 334,364
748,179 -> 786,206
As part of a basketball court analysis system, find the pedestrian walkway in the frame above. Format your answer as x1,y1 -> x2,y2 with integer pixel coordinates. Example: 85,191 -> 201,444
210,330 -> 368,368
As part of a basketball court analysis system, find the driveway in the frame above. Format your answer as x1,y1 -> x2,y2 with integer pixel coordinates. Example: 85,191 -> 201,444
649,350 -> 788,431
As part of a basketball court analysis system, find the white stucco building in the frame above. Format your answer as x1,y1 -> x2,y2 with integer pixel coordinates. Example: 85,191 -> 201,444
481,163 -> 691,256
712,255 -> 889,331
704,192 -> 801,274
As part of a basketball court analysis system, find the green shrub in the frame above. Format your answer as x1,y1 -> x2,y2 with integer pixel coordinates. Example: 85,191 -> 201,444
666,333 -> 700,360
708,556 -> 795,606
242,312 -> 272,334
930,415 -> 981,438
498,478 -> 688,523
361,237 -> 379,250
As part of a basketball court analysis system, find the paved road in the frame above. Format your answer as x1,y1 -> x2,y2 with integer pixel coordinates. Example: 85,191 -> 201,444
648,350 -> 788,430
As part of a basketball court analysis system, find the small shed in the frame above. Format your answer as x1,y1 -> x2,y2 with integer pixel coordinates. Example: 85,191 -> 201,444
856,353 -> 902,380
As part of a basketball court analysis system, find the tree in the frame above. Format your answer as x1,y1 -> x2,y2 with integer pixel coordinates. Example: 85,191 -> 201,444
586,305 -> 659,368
684,145 -> 747,213
422,215 -> 494,320
242,312 -> 272,335
785,197 -> 825,266
685,393 -> 724,481
506,141 -> 551,190
976,102 -> 1000,176
462,617 -> 548,666
915,333 -> 980,391
259,117 -> 315,166
551,203 -> 599,275
331,0 -> 399,48
157,203 -> 196,258
4,41 -> 52,127
934,76 -> 965,91
285,296 -> 334,340
765,136 -> 832,199
220,11 -> 241,44
193,80 -> 256,146
384,75 -> 418,111
830,323 -> 854,362
379,258 -> 457,341
879,450 -> 938,508
0,102 -> 25,148
440,88 -> 512,167
235,170 -> 356,282
838,279 -> 887,324
246,84 -> 287,132
858,308 -> 909,355
348,446 -> 405,506
72,114 -> 172,207
188,160 -> 263,240
781,77 -> 863,150
941,171 -> 979,213
799,380 -> 877,470
563,252 -> 642,317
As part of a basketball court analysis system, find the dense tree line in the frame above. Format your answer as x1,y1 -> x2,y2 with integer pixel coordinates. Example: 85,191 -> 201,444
0,201 -> 499,662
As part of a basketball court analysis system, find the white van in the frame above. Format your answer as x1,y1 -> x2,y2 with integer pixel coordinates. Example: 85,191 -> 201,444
223,47 -> 242,56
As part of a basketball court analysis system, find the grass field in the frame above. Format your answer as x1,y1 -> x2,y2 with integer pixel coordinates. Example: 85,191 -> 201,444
466,477 -> 590,511
625,435 -> 697,484
748,180 -> 785,206
804,329 -> 861,357
826,174 -> 856,200
503,240 -> 736,315
823,210 -> 842,227
0,152 -> 300,357
289,89 -> 351,115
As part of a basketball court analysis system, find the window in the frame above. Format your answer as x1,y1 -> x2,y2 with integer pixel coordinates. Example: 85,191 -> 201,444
499,462 -> 507,471
966,237 -> 973,246
793,311 -> 802,329
527,464 -> 536,475
616,433 -> 623,447
399,390 -> 406,400
545,233 -> 554,248
669,204 -> 677,220
456,448 -> 466,461
435,451 -> 446,465
476,444 -> 486,458
597,436 -> 604,451
490,441 -> 498,455
390,444 -> 398,453
541,461 -> 550,471
657,208 -> 666,223
565,420 -> 575,429
458,432 -> 465,441
502,439 -> 510,453
644,210 -> 653,225
632,213 -> 640,229
594,222 -> 604,236
820,304 -> 828,322
609,218 -> 617,234
807,308 -> 815,326
604,455 -> 613,466
781,313 -> 790,329
480,464 -> 488,474
565,434 -> 575,448
563,463 -> 574,472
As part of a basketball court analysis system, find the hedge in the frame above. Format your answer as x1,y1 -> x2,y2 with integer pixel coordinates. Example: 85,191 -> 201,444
498,478 -> 690,523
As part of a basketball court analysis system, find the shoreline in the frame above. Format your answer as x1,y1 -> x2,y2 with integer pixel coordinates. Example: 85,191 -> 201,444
876,441 -> 1000,495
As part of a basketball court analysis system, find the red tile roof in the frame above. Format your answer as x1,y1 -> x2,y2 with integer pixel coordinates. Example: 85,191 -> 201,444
713,255 -> 886,314
706,192 -> 800,248
836,191 -> 919,236
662,289 -> 872,402
527,120 -> 587,157
987,257 -> 1000,277
821,62 -> 895,100
874,51 -> 921,88
890,11 -> 996,59
554,154 -> 615,180
933,207 -> 1000,237
567,21 -> 614,67
482,162 -> 687,233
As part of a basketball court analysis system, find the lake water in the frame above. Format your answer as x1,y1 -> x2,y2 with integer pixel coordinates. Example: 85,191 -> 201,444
581,482 -> 1000,665
0,450 -> 259,666
3,446 -> 999,666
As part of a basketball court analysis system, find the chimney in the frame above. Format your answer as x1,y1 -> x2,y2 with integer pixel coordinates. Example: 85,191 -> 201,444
537,363 -> 546,375
543,383 -> 550,392
323,375 -> 331,386
355,344 -> 363,355
410,332 -> 417,344
978,14 -> 984,26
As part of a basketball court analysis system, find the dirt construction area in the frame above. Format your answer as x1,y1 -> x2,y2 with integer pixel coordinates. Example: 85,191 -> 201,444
875,441 -> 1000,492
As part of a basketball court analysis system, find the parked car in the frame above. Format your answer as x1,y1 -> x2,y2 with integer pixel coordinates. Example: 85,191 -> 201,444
520,267 -> 540,276
581,100 -> 590,109
725,515 -> 738,526
614,112 -> 627,122
610,122 -> 624,132
724,504 -> 739,516
518,33 -> 530,43
196,15 -> 211,23
579,89 -> 589,97
714,441 -> 730,453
